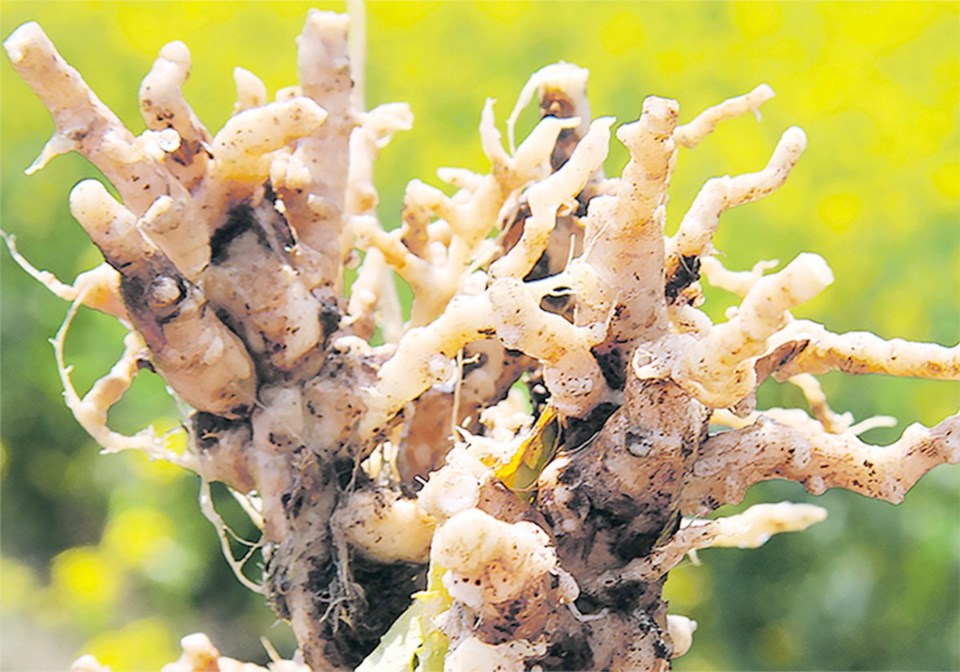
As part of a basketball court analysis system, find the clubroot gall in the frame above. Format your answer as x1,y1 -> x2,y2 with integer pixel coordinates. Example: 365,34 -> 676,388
3,7 -> 958,672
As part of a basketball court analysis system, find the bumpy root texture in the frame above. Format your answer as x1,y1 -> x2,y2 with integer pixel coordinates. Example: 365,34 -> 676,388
6,8 -> 958,672
681,413 -> 960,514
534,378 -> 708,668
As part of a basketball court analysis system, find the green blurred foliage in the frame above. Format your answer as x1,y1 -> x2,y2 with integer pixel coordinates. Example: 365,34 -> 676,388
1,2 -> 957,670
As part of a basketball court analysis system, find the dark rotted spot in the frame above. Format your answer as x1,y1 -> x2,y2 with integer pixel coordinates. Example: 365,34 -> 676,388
210,203 -> 270,265
680,436 -> 696,459
189,412 -> 250,450
654,638 -> 671,660
119,274 -> 148,309
349,554 -> 428,622
477,327 -> 497,337
562,402 -> 619,451
504,348 -> 524,358
591,345 -> 626,390
487,600 -> 526,642
324,553 -> 428,668
130,273 -> 187,325
332,458 -> 373,491
557,463 -> 580,486
228,404 -> 251,417
561,487 -> 587,516
305,558 -> 338,604
542,632 -> 594,671
613,512 -> 681,562
281,490 -> 304,518
613,530 -> 660,562
664,254 -> 701,301
587,503 -> 635,533
606,579 -> 648,614
332,458 -> 358,490
263,180 -> 278,204
462,351 -> 488,376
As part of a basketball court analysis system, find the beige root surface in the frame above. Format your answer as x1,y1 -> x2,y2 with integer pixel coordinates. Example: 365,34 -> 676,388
6,9 -> 958,672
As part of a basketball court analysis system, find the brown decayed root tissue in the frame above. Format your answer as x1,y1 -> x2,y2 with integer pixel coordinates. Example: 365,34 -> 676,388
4,8 -> 958,672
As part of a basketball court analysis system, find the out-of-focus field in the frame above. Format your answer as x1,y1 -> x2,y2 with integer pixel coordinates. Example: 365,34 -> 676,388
1,2 -> 957,670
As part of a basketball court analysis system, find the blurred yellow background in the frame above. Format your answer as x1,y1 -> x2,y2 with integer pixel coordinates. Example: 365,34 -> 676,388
1,2 -> 957,670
